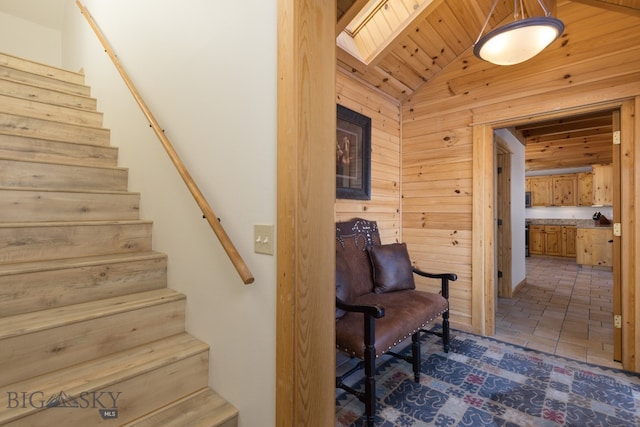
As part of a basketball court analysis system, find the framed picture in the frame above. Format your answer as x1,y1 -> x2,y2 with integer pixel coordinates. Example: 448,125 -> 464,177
336,104 -> 371,200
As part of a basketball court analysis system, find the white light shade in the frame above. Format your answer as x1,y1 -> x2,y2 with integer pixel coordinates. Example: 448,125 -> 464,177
474,17 -> 564,66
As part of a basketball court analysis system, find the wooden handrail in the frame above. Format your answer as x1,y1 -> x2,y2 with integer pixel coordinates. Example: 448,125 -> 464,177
76,1 -> 254,284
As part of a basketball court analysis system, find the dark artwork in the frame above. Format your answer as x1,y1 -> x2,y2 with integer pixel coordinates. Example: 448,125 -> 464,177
336,105 -> 371,200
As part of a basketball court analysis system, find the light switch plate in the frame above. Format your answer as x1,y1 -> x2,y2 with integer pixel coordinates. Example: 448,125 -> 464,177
254,224 -> 274,255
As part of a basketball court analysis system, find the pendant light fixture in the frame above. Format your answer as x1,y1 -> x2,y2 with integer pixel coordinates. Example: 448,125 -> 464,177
474,0 -> 564,66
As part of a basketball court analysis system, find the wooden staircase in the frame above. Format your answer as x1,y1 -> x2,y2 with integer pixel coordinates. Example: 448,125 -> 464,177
0,52 -> 238,426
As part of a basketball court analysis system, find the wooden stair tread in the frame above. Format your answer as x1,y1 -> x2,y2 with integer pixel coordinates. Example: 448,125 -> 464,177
0,186 -> 139,196
0,154 -> 126,171
0,112 -> 110,146
0,52 -> 86,85
0,76 -> 97,111
0,133 -> 118,168
0,288 -> 184,339
124,388 -> 238,427
0,187 -> 141,222
0,333 -> 209,425
0,219 -> 152,228
0,251 -> 166,277
0,93 -> 103,127
0,157 -> 129,192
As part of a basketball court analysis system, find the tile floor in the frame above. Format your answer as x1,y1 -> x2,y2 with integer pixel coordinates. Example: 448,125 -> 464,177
494,255 -> 622,369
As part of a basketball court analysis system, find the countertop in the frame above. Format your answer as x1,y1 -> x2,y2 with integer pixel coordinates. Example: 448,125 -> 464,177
526,219 -> 612,228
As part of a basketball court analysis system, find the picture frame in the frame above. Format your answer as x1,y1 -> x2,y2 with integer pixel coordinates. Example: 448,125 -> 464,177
336,104 -> 371,200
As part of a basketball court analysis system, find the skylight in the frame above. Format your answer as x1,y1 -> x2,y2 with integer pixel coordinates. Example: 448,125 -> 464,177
337,0 -> 434,65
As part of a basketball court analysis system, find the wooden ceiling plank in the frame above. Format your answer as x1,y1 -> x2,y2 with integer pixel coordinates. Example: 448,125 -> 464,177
569,0 -> 640,17
386,38 -> 438,84
425,3 -> 474,56
365,0 -> 447,68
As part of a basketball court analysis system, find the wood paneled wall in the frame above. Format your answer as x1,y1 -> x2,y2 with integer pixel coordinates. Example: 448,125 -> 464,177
401,0 -> 640,357
335,69 -> 402,243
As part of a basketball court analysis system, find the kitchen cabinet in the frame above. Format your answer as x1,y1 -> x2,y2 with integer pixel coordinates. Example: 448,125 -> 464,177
592,164 -> 613,206
529,225 -> 546,255
526,175 -> 577,207
562,226 -> 577,257
526,167 -> 611,207
577,172 -> 593,206
529,224 -> 575,258
552,176 -> 577,206
527,177 -> 552,206
544,225 -> 562,256
576,227 -> 613,266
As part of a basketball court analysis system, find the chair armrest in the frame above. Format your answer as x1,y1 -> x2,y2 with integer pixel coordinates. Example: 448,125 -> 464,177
412,268 -> 457,299
336,297 -> 385,318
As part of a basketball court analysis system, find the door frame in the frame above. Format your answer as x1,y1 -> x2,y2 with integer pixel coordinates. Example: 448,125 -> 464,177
472,100 -> 634,369
276,0 -> 336,425
496,139 -> 513,299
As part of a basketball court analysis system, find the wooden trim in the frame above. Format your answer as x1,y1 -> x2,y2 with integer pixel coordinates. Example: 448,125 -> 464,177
277,0 -> 336,425
612,109 -> 622,362
75,1 -> 254,285
621,98 -> 638,370
472,124 -> 494,335
496,140 -> 512,299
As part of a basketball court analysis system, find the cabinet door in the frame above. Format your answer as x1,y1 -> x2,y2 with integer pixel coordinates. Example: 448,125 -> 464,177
529,177 -> 552,206
562,226 -> 577,257
553,175 -> 577,206
592,164 -> 613,206
576,228 -> 613,266
577,172 -> 593,206
545,226 -> 562,256
529,225 -> 545,255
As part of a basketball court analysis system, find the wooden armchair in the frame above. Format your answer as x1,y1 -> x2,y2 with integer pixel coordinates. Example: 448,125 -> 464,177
335,218 -> 457,426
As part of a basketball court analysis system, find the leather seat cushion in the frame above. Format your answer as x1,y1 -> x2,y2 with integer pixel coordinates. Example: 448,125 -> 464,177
335,289 -> 448,358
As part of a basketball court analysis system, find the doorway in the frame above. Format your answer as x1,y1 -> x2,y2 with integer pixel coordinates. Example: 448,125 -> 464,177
485,109 -> 622,367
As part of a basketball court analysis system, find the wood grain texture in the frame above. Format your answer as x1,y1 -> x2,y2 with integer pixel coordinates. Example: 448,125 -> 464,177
277,0 -> 336,425
0,112 -> 110,146
0,133 -> 118,167
0,288 -> 185,386
0,252 -> 167,317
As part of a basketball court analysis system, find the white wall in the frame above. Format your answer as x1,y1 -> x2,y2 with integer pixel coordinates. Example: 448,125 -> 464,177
56,2 -> 277,426
495,129 -> 526,291
0,10 -> 62,66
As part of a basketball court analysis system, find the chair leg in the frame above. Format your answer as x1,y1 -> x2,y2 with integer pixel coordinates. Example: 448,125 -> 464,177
364,344 -> 376,427
412,331 -> 421,382
442,310 -> 450,353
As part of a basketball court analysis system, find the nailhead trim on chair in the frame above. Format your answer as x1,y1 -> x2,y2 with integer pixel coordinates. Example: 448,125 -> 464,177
336,308 -> 447,357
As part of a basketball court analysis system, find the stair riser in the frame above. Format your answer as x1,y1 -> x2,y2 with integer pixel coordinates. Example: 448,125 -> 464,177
0,189 -> 140,222
0,255 -> 167,317
125,388 -> 239,427
0,134 -> 118,168
0,159 -> 128,192
0,113 -> 110,146
0,222 -> 152,264
1,352 -> 208,426
0,299 -> 186,386
0,64 -> 89,97
0,78 -> 96,111
0,53 -> 85,86
0,94 -> 103,127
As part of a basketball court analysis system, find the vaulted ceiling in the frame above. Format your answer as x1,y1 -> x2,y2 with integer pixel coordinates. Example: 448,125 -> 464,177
336,0 -> 639,172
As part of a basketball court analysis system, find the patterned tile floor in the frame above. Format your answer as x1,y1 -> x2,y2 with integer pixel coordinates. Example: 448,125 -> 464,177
494,255 -> 622,369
